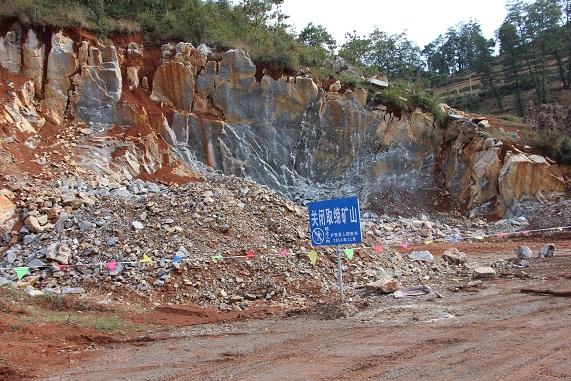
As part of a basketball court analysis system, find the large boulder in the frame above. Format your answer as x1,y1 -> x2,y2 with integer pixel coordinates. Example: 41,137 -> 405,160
0,30 -> 22,73
151,61 -> 194,112
22,29 -> 45,92
40,31 -> 78,125
498,154 -> 566,212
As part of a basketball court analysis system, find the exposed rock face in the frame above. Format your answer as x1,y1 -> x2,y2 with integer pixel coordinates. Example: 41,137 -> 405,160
441,120 -> 567,217
1,80 -> 45,133
40,31 -> 78,125
22,29 -> 45,92
76,42 -> 123,123
0,30 -> 21,73
151,61 -> 194,112
499,154 -> 566,211
0,31 -> 568,218
127,66 -> 140,89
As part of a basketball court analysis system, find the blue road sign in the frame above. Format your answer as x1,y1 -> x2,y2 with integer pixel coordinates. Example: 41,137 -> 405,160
308,197 -> 362,247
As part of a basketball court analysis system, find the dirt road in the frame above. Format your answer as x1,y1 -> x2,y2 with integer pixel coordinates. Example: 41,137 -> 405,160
42,251 -> 571,381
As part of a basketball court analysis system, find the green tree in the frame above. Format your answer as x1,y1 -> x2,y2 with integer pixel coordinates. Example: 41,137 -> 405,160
498,21 -> 525,115
297,23 -> 336,51
338,31 -> 372,65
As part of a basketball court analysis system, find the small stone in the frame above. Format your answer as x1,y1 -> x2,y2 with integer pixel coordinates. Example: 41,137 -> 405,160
472,266 -> 496,279
26,287 -> 45,297
37,214 -> 49,226
47,207 -> 60,220
24,216 -> 42,233
106,237 -> 119,246
27,258 -> 46,269
61,287 -> 85,294
23,234 -> 36,245
365,277 -> 401,293
132,221 -> 144,230
230,294 -> 244,302
409,251 -> 434,262
538,244 -> 555,258
0,276 -> 11,287
147,183 -> 160,193
516,245 -> 533,260
79,220 -> 94,231
442,248 -> 467,265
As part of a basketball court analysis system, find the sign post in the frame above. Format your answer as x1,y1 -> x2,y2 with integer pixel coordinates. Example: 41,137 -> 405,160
335,246 -> 344,302
308,197 -> 362,303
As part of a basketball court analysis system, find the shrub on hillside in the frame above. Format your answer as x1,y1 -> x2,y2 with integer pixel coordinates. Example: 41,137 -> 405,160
371,81 -> 446,123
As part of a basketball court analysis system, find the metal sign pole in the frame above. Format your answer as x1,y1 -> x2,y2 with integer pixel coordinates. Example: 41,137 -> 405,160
336,246 -> 344,303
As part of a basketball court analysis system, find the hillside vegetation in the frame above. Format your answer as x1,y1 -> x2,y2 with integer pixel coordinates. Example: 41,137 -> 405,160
1,0 -> 569,162
0,0 -> 333,71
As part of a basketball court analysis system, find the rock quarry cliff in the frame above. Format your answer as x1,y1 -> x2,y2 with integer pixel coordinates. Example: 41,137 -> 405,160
0,23 -> 568,219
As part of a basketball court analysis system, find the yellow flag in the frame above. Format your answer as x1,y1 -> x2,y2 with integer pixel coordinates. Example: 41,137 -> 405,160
139,254 -> 153,264
424,240 -> 433,245
308,250 -> 318,265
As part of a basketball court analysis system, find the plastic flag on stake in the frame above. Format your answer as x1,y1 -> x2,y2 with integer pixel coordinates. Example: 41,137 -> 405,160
559,227 -> 564,232
139,254 -> 153,264
344,248 -> 354,261
279,248 -> 289,257
172,256 -> 184,264
246,249 -> 255,259
521,230 -> 530,237
14,267 -> 29,280
473,235 -> 485,241
399,243 -> 409,250
106,261 -> 118,272
373,244 -> 384,254
424,240 -> 434,245
212,254 -> 223,263
308,250 -> 318,265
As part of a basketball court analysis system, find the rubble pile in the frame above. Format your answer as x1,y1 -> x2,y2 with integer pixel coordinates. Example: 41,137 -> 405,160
0,173 -> 515,309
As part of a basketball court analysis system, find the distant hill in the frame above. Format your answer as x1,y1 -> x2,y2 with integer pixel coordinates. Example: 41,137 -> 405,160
433,54 -> 571,116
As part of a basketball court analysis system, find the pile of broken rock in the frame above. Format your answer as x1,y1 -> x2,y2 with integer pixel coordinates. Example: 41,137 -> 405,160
0,173 -> 541,310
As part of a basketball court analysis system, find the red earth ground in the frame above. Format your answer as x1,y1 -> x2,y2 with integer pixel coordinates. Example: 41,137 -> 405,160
0,239 -> 569,381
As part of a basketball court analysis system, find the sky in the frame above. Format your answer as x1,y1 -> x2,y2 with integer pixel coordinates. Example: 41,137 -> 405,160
281,0 -> 508,48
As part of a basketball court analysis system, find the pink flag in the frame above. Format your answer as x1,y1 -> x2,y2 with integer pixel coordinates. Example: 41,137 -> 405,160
498,232 -> 508,239
279,248 -> 289,257
246,249 -> 255,258
399,243 -> 409,250
521,230 -> 530,237
106,261 -> 118,272
373,244 -> 384,254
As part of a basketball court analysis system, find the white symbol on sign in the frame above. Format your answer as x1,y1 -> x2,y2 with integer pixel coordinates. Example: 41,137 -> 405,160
312,228 -> 325,244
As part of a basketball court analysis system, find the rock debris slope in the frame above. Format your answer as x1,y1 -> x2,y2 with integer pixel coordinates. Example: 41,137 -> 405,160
1,23 -> 567,219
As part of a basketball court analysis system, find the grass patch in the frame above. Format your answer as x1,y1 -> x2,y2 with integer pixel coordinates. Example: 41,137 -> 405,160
370,81 -> 446,123
498,114 -> 524,126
